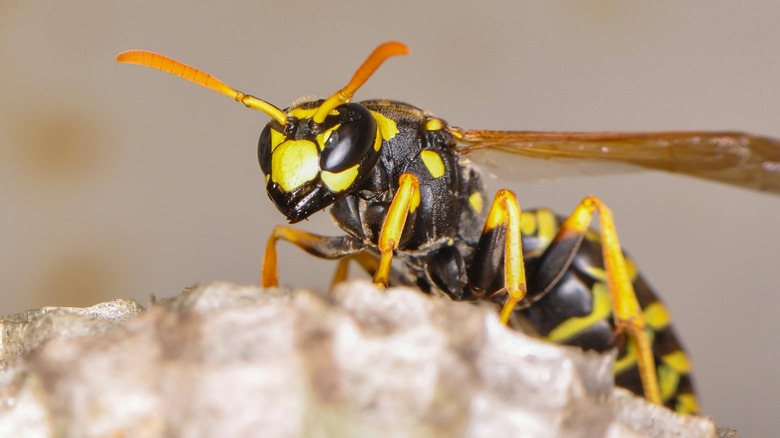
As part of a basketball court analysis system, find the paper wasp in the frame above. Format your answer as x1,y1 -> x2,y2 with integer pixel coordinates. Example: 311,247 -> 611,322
117,41 -> 780,414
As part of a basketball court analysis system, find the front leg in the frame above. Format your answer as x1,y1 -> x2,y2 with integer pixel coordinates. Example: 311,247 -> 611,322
331,252 -> 381,287
373,173 -> 420,287
261,226 -> 366,287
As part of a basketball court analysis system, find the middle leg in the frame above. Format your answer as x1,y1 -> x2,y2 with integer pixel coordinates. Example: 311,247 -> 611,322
467,189 -> 529,324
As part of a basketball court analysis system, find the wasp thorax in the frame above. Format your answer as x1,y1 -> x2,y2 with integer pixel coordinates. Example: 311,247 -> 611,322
257,101 -> 382,223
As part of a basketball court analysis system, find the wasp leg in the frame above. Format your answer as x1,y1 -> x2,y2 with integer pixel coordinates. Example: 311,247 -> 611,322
373,173 -> 420,287
331,252 -> 380,287
261,226 -> 366,287
555,195 -> 661,406
468,189 -> 528,325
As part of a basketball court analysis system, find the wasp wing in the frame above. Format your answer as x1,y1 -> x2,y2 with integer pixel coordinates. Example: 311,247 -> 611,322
454,129 -> 780,195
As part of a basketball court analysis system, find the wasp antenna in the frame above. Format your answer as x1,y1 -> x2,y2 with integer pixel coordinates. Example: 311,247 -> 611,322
313,41 -> 409,124
116,50 -> 288,125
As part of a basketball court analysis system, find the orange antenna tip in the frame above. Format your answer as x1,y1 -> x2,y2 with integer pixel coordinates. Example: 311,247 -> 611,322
116,49 -> 287,125
313,41 -> 410,124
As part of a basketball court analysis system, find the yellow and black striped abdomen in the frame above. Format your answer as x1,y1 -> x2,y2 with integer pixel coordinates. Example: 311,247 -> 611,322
518,209 -> 698,414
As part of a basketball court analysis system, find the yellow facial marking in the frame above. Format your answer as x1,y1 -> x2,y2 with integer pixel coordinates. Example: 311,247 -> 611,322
321,164 -> 359,193
547,281 -> 611,343
662,350 -> 691,374
370,110 -> 399,142
643,302 -> 671,331
316,124 -> 340,151
469,192 -> 484,214
520,211 -> 537,236
420,150 -> 445,178
372,125 -> 382,152
270,128 -> 285,152
271,140 -> 319,192
425,118 -> 443,131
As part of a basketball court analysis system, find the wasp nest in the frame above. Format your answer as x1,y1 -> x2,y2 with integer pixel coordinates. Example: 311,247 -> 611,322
0,281 -> 725,437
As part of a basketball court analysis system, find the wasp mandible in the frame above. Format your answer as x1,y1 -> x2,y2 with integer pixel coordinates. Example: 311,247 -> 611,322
117,42 -> 780,414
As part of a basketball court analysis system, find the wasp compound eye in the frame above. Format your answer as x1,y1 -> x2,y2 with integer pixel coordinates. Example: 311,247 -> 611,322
319,103 -> 377,173
257,124 -> 273,175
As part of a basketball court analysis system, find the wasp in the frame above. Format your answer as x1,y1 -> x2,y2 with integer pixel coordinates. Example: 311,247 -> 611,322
116,42 -> 780,415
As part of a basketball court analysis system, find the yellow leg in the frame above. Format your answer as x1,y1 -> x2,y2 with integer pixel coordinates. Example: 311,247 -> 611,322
373,173 -> 420,287
555,195 -> 661,406
477,190 -> 528,324
261,225 -> 364,287
331,252 -> 380,288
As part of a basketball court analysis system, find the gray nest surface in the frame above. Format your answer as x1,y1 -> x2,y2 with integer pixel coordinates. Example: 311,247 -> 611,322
0,281 -> 726,438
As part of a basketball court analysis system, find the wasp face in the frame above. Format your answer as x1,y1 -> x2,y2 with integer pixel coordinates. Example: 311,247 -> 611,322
258,101 -> 381,223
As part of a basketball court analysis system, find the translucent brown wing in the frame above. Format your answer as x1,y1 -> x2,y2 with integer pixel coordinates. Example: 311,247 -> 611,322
453,129 -> 780,195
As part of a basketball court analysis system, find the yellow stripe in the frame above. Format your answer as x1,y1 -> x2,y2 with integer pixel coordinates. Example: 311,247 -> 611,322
537,209 -> 557,244
581,256 -> 637,283
370,110 -> 399,142
675,394 -> 699,415
420,150 -> 445,178
614,337 -> 637,375
372,124 -> 382,152
615,335 -> 690,405
662,350 -> 691,374
583,265 -> 606,282
547,282 -> 611,343
657,362 -> 681,401
584,229 -> 601,242
625,257 -> 637,281
643,302 -> 671,331
425,117 -> 443,131
469,192 -> 483,214
614,329 -> 655,375
520,211 -> 537,236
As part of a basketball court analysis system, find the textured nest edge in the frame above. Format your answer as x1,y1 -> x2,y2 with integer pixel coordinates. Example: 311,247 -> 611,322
0,281 -> 726,438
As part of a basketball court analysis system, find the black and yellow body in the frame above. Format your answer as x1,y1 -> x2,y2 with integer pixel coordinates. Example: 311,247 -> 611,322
514,210 -> 697,414
117,41 -> 780,416
258,97 -> 697,413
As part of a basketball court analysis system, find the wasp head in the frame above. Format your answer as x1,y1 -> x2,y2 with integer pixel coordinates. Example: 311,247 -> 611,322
257,100 -> 381,223
115,42 -> 408,224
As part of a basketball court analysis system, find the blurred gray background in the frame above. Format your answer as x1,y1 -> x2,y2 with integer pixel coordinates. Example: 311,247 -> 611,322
1,1 -> 778,435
